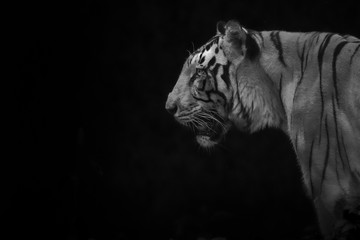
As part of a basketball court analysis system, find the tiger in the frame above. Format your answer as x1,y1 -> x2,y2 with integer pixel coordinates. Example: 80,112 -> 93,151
165,20 -> 360,239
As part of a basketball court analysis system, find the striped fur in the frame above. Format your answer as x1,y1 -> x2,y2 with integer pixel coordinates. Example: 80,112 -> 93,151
166,20 -> 360,239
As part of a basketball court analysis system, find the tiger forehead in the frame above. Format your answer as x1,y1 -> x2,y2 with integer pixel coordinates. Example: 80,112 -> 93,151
188,38 -> 227,66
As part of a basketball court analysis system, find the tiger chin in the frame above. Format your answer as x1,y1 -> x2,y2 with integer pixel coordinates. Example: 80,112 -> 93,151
166,20 -> 360,239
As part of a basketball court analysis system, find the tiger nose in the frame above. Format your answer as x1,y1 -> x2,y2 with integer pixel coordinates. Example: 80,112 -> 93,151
165,101 -> 178,115
165,94 -> 178,115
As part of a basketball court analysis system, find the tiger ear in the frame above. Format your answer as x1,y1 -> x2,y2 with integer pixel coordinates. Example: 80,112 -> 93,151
222,20 -> 248,63
216,21 -> 226,35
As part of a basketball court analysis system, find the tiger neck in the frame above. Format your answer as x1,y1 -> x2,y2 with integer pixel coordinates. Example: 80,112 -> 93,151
255,31 -> 305,135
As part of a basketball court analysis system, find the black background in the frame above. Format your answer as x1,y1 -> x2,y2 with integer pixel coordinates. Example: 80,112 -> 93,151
7,0 -> 360,239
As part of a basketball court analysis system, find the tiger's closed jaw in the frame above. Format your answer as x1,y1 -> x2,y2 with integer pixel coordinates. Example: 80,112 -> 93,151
170,109 -> 230,148
194,118 -> 229,147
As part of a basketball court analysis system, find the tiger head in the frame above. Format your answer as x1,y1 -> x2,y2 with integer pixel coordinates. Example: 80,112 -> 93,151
165,20 -> 284,148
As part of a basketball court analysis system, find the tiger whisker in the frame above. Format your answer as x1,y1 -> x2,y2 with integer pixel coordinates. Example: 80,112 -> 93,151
193,116 -> 214,131
196,111 -> 226,131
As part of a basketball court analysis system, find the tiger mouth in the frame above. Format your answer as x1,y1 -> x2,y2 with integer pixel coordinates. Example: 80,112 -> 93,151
176,111 -> 229,147
193,117 -> 229,147
194,121 -> 224,141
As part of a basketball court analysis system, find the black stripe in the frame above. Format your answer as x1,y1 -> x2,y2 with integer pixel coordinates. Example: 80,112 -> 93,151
199,50 -> 205,61
334,155 -> 340,185
300,40 -> 307,75
278,74 -> 285,112
245,33 -> 260,60
334,155 -> 345,193
308,138 -> 315,197
331,96 -> 346,170
317,34 -> 334,144
340,132 -> 351,171
211,64 -> 221,91
296,34 -> 302,58
198,77 -> 206,91
332,41 -> 348,105
293,40 -> 307,102
193,95 -> 211,103
192,49 -> 201,57
221,62 -> 231,89
294,35 -> 313,108
320,115 -> 331,191
350,44 -> 360,64
304,43 -> 311,71
199,56 -> 205,64
234,69 -> 241,109
315,32 -> 321,44
270,31 -> 287,67
234,71 -> 247,121
259,32 -> 265,47
208,56 -> 216,67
